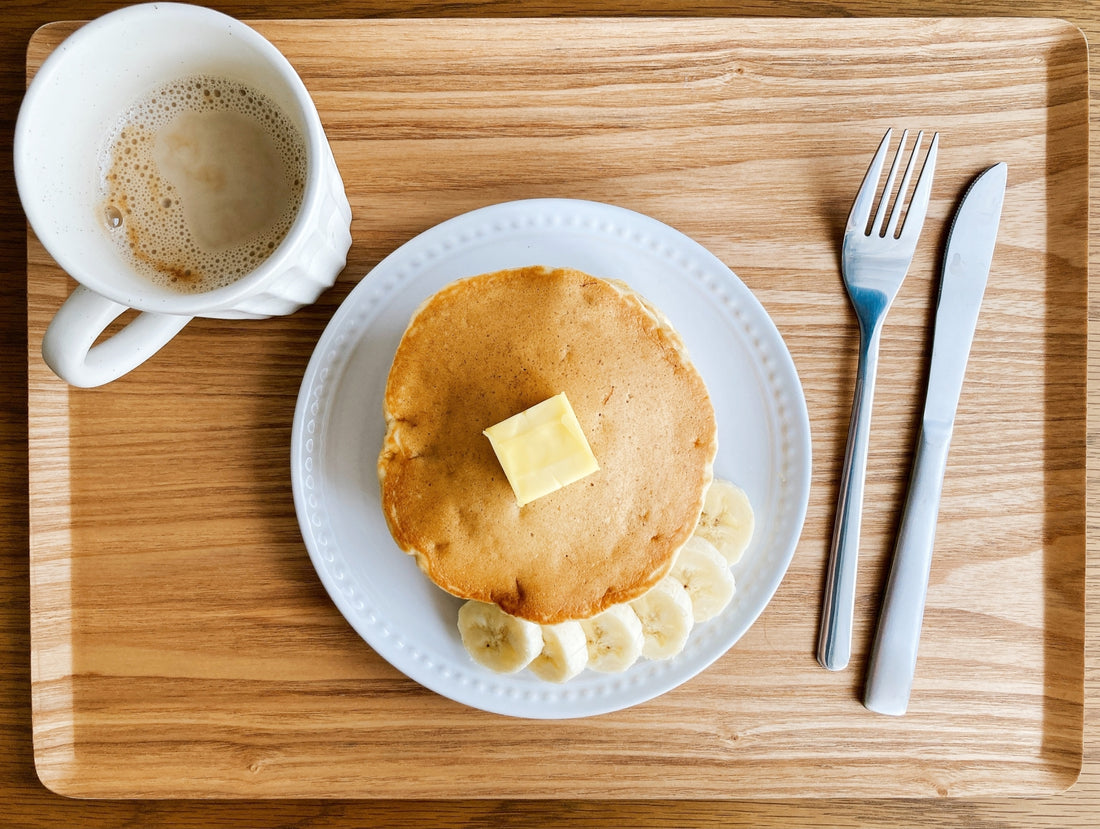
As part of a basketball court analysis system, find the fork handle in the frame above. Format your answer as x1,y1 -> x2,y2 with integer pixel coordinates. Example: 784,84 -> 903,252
863,423 -> 950,715
817,323 -> 882,671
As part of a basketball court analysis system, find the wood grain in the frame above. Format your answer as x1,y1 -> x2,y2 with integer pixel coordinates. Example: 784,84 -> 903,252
2,2 -> 1098,828
23,16 -> 1087,801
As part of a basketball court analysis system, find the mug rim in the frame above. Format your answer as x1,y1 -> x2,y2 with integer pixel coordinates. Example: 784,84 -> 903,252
14,1 -> 331,314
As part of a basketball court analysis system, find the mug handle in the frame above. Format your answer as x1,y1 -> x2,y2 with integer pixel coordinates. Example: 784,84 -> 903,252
41,285 -> 192,388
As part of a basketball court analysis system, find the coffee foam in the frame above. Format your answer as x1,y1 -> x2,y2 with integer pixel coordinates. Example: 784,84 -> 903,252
99,75 -> 307,294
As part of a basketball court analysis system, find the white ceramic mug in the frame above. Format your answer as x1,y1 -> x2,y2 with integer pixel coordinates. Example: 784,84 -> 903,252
15,3 -> 352,387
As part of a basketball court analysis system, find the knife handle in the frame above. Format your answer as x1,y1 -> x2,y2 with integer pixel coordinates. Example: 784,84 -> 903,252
863,424 -> 950,715
818,325 -> 882,672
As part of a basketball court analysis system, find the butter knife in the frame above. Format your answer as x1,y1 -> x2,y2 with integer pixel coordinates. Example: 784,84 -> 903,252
863,162 -> 1008,716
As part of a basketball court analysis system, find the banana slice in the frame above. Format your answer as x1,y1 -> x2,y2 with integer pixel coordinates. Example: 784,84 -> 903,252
696,478 -> 755,564
580,604 -> 644,673
529,621 -> 589,683
669,536 -> 736,623
629,576 -> 694,660
457,600 -> 543,673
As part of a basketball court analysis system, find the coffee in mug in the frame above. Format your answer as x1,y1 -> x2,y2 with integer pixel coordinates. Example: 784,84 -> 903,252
101,75 -> 308,294
14,3 -> 353,388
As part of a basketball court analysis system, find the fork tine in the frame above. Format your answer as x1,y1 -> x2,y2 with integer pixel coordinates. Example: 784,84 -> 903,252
884,130 -> 924,238
870,129 -> 909,236
895,132 -> 940,239
847,128 -> 893,234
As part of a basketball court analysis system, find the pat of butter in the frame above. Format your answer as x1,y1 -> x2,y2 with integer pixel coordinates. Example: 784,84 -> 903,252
483,392 -> 599,507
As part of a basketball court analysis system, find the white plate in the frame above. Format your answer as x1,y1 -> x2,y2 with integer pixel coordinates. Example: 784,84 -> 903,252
291,198 -> 811,719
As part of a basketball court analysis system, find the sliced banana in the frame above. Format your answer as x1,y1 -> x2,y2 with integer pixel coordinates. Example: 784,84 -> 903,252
457,600 -> 543,674
529,620 -> 589,683
629,576 -> 694,660
695,478 -> 755,564
669,536 -> 736,623
580,604 -> 644,673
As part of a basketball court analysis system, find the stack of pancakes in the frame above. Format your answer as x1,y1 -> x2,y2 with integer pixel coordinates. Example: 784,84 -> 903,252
378,266 -> 718,624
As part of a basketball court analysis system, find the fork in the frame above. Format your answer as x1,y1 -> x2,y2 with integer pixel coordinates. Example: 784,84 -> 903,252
817,128 -> 939,672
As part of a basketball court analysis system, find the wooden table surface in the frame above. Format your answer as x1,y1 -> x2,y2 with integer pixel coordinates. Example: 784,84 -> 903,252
1,1 -> 1096,827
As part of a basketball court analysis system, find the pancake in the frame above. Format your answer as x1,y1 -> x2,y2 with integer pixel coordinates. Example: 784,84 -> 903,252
378,266 -> 718,624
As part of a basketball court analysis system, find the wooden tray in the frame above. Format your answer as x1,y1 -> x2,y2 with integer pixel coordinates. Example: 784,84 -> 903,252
27,17 -> 1087,799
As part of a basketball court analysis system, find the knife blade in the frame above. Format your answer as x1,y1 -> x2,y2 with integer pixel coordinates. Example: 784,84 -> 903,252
863,162 -> 1007,716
